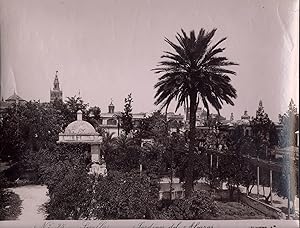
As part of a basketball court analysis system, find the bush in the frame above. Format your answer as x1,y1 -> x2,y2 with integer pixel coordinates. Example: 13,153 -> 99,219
0,174 -> 22,220
212,201 -> 268,219
158,190 -> 220,219
45,167 -> 93,220
45,167 -> 160,220
91,170 -> 159,219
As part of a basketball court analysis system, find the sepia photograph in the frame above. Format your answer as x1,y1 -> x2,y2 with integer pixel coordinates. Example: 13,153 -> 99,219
0,0 -> 299,227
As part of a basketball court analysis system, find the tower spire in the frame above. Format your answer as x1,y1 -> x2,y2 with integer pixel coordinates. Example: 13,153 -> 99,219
108,99 -> 115,113
50,70 -> 63,102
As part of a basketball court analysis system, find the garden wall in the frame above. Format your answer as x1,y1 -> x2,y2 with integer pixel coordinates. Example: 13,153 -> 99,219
240,194 -> 285,219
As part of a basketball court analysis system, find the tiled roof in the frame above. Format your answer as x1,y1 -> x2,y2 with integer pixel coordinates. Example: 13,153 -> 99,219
6,92 -> 26,102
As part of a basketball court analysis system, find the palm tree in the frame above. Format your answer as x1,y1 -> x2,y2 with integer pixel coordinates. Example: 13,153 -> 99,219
65,95 -> 88,114
153,28 -> 238,197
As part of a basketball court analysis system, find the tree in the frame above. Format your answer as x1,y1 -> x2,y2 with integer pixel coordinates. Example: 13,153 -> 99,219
91,171 -> 159,219
64,95 -> 89,123
272,156 -> 299,211
0,101 -> 65,175
87,106 -> 101,120
140,141 -> 165,177
121,94 -> 134,136
40,143 -> 92,219
87,106 -> 102,129
104,134 -> 140,172
251,100 -> 278,159
278,99 -> 299,147
45,167 -> 93,219
134,110 -> 168,142
153,29 -> 238,196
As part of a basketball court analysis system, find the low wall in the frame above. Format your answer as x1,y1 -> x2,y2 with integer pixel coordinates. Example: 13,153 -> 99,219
213,189 -> 239,201
240,194 -> 285,219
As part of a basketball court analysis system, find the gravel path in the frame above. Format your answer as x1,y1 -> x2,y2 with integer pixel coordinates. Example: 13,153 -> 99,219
9,185 -> 49,220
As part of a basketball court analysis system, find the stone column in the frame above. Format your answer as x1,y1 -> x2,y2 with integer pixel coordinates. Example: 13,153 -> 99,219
91,144 -> 100,163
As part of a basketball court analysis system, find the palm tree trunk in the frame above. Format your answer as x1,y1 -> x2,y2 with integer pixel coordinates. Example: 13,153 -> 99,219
185,92 -> 197,197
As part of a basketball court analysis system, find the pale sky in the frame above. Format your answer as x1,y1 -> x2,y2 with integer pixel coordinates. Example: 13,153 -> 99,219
0,0 -> 299,121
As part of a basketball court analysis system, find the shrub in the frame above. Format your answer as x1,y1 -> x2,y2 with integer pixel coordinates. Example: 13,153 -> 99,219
45,167 -> 93,220
212,201 -> 267,219
159,190 -> 220,219
0,174 -> 22,220
91,170 -> 159,219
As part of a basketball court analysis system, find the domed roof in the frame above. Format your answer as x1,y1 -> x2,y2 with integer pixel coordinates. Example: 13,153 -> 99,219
63,110 -> 98,135
64,120 -> 97,135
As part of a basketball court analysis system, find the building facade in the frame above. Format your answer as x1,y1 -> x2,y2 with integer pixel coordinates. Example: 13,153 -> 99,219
184,106 -> 226,128
98,101 -> 146,137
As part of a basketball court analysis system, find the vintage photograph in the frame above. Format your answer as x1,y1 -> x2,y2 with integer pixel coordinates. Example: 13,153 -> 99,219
0,0 -> 299,227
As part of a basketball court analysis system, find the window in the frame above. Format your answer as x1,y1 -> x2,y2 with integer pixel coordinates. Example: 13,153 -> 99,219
107,118 -> 117,125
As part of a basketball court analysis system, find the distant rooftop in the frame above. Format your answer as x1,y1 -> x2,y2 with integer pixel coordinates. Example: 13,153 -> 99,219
6,91 -> 26,102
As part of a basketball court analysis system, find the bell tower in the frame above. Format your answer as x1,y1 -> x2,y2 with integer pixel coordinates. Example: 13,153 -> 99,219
108,99 -> 115,113
50,71 -> 63,102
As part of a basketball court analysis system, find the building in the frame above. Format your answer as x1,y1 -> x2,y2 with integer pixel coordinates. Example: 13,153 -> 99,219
5,91 -> 27,106
50,71 -> 63,102
99,100 -> 146,136
184,106 -> 226,128
237,110 -> 252,136
167,112 -> 184,133
0,92 -> 27,115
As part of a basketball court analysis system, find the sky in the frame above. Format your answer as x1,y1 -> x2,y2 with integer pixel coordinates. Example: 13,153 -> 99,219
0,0 -> 299,121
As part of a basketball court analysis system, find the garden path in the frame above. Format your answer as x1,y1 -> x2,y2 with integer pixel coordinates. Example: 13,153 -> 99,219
9,185 -> 49,220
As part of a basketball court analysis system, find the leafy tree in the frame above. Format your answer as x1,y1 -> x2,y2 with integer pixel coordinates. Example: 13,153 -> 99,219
0,105 -> 27,162
121,93 -> 134,136
104,135 -> 140,172
87,106 -> 101,120
86,106 -> 102,129
33,143 -> 89,190
140,141 -> 165,177
64,95 -> 89,123
272,156 -> 299,211
251,100 -> 278,159
91,170 -> 159,219
217,153 -> 246,201
45,167 -> 93,219
278,99 -> 299,147
0,101 -> 64,167
153,29 -> 238,196
40,143 -> 92,219
134,110 -> 168,142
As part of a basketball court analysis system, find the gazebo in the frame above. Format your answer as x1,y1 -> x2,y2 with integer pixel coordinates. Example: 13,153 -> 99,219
57,110 -> 106,176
